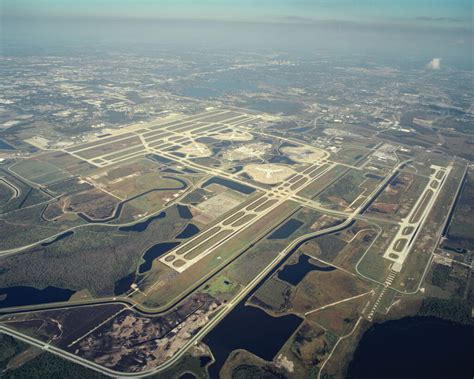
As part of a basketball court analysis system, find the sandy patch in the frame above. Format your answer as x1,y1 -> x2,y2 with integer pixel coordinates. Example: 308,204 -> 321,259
178,142 -> 212,157
223,142 -> 271,161
244,163 -> 295,184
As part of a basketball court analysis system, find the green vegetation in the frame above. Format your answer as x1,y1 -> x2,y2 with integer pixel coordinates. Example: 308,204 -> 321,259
10,159 -> 70,185
332,147 -> 369,165
296,165 -> 347,199
317,169 -> 368,209
0,334 -> 29,370
0,202 -> 84,250
288,321 -> 336,371
2,351 -> 106,379
419,297 -> 472,325
150,353 -> 208,379
0,206 -> 186,296
231,364 -> 285,379
46,178 -> 93,196
367,172 -> 429,221
251,277 -> 292,313
429,263 -> 467,297
202,274 -> 241,301
0,182 -> 14,207
314,234 -> 347,262
0,171 -> 50,213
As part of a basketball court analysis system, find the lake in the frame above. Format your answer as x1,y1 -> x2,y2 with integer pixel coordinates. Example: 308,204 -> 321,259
204,303 -> 302,378
177,204 -> 193,219
277,254 -> 336,286
348,316 -> 474,379
41,230 -> 74,247
114,272 -> 136,295
176,223 -> 200,239
118,211 -> 166,232
267,218 -> 303,240
0,286 -> 75,308
203,177 -> 255,195
0,140 -> 15,150
138,242 -> 180,273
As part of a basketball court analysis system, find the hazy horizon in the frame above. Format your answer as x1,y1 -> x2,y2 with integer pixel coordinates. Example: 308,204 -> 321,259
2,1 -> 472,71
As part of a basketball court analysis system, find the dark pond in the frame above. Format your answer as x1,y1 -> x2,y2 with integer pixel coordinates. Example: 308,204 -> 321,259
277,254 -> 336,286
97,133 -> 112,138
267,218 -> 303,240
161,167 -> 182,174
119,212 -> 166,232
443,245 -> 468,254
203,177 -> 255,195
0,286 -> 75,308
229,166 -> 243,173
138,242 -> 180,274
268,155 -> 297,165
279,141 -> 298,149
148,154 -> 172,164
204,303 -> 303,378
365,173 -> 383,180
348,317 -> 474,379
199,356 -> 212,367
176,223 -> 200,239
177,204 -> 193,219
172,152 -> 186,158
182,168 -> 197,174
0,140 -> 15,150
114,272 -> 136,295
179,373 -> 196,379
41,230 -> 74,247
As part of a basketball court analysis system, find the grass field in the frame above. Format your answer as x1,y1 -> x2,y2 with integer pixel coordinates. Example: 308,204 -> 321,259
296,165 -> 347,199
332,146 -> 370,165
291,269 -> 372,314
355,223 -> 395,283
366,172 -> 429,221
443,168 -> 474,252
317,169 -> 378,210
10,159 -> 70,185
307,294 -> 368,336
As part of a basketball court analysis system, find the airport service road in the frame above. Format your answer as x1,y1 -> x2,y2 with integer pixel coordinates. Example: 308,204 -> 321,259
0,155 -> 394,377
62,109 -> 259,168
1,107 -> 377,256
383,164 -> 452,270
0,208 -> 357,378
0,176 -> 21,199
0,160 -> 409,377
159,162 -> 333,272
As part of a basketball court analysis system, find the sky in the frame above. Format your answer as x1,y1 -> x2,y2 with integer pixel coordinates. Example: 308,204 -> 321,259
2,0 -> 472,28
1,0 -> 472,68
